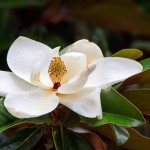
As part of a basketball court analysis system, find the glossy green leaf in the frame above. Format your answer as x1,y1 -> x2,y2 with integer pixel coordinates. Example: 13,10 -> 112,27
85,122 -> 129,146
52,125 -> 92,150
96,124 -> 150,150
78,132 -> 106,150
122,128 -> 150,150
81,88 -> 145,127
111,124 -> 129,146
140,58 -> 150,71
0,98 -> 51,133
118,69 -> 150,90
134,115 -> 150,137
112,49 -> 143,59
62,109 -> 80,128
122,89 -> 150,111
0,128 -> 41,150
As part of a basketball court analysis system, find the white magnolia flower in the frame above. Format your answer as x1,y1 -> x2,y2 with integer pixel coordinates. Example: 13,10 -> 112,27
0,37 -> 142,119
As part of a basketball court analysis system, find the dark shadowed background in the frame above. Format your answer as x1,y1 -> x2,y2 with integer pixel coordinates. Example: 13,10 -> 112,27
1,0 -> 150,71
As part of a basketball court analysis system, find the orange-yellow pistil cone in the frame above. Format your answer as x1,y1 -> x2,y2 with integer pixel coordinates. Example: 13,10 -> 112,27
48,57 -> 67,90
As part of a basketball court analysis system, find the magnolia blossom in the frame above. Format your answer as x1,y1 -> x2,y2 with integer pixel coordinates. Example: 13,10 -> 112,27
0,37 -> 142,119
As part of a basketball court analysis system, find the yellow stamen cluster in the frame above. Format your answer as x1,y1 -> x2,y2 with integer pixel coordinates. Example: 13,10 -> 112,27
48,57 -> 67,84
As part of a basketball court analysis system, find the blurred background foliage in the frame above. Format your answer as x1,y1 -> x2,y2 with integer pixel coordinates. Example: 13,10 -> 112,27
1,0 -> 150,71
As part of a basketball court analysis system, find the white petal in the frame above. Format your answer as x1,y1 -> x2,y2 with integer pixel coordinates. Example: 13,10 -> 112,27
38,62 -> 53,88
85,57 -> 143,88
31,47 -> 60,88
58,64 -> 96,94
64,39 -> 103,64
0,71 -> 37,96
61,52 -> 87,83
4,90 -> 59,118
59,88 -> 102,119
7,36 -> 52,83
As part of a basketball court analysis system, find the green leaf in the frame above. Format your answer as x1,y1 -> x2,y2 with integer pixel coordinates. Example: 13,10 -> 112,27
78,132 -> 106,150
134,115 -> 150,137
62,109 -> 80,128
122,127 -> 150,150
122,89 -> 150,111
96,124 -> 150,150
112,49 -> 143,60
0,0 -> 46,8
140,58 -> 150,71
118,69 -> 150,90
0,128 -> 41,150
81,87 -> 145,127
111,124 -> 129,146
52,125 -> 92,150
0,98 -> 51,133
